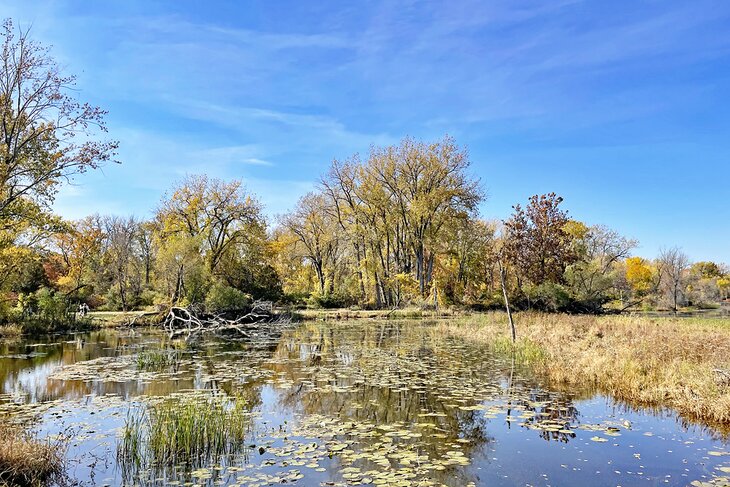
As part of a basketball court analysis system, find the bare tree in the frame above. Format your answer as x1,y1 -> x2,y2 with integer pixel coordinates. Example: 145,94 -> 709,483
658,247 -> 690,313
497,255 -> 516,343
280,192 -> 342,295
103,216 -> 140,311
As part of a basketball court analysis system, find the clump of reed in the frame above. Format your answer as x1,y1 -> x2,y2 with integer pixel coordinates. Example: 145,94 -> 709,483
438,312 -> 730,426
0,422 -> 65,486
135,349 -> 181,370
118,393 -> 251,472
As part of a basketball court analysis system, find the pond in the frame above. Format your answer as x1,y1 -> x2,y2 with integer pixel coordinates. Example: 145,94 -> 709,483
1,320 -> 729,487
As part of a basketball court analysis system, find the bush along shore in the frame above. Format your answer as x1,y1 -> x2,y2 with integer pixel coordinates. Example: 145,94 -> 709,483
438,312 -> 730,427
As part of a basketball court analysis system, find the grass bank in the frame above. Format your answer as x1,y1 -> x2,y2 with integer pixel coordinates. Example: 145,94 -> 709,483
0,422 -> 65,486
438,312 -> 730,426
296,306 -> 463,321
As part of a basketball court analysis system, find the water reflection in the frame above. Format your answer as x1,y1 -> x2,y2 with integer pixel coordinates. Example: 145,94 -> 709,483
0,322 -> 729,486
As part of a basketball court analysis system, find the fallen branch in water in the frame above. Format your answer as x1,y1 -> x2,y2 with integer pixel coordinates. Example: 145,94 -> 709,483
161,301 -> 293,342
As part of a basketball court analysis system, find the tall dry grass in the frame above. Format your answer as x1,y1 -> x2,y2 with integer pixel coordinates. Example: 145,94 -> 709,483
439,312 -> 730,426
0,422 -> 64,486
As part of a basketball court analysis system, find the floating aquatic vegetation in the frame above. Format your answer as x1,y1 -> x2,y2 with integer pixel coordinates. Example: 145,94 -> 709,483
2,321 -> 730,486
49,354 -> 192,383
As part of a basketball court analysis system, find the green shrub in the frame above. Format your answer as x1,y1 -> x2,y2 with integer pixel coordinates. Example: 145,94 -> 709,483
103,288 -> 124,311
35,287 -> 71,324
306,291 -> 353,309
138,289 -> 165,308
183,270 -> 210,306
526,282 -> 571,312
204,283 -> 251,312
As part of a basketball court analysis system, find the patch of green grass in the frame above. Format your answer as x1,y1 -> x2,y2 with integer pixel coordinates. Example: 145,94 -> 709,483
135,349 -> 181,370
118,393 -> 252,472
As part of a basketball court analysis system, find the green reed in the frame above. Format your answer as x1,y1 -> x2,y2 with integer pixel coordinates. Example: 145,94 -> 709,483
118,393 -> 252,473
135,349 -> 181,370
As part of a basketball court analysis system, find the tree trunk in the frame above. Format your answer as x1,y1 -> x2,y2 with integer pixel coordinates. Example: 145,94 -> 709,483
354,242 -> 366,302
313,260 -> 326,295
416,243 -> 425,296
498,257 -> 516,343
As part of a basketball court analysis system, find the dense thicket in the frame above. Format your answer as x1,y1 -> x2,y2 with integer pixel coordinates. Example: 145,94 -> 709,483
1,135 -> 727,324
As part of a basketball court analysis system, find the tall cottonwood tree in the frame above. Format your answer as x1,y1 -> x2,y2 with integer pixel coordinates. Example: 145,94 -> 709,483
154,175 -> 272,303
368,137 -> 482,296
278,136 -> 483,307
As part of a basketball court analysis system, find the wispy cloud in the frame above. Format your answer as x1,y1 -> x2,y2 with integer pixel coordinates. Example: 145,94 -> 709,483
10,0 -> 730,261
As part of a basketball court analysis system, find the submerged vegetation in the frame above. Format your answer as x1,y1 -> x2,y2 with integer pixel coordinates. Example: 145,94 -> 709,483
118,393 -> 252,474
440,313 -> 730,425
0,422 -> 65,486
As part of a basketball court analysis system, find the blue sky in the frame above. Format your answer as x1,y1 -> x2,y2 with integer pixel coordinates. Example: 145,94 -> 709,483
3,0 -> 729,262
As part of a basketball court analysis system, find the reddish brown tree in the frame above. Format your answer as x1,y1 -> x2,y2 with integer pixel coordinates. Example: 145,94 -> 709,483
503,193 -> 576,287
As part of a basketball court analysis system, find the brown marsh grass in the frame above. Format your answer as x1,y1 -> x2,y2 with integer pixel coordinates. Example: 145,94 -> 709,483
438,312 -> 730,426
298,306 -> 462,321
0,422 -> 64,486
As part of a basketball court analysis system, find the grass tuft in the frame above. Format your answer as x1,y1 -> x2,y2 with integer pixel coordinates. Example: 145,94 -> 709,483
118,393 -> 251,473
0,422 -> 65,486
136,349 -> 181,370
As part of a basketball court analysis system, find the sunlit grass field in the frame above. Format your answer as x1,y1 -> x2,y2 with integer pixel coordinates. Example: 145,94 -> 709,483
438,312 -> 730,426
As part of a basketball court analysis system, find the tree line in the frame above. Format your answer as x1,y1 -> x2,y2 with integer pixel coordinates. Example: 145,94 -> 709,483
275,139 -> 728,313
0,19 -> 727,326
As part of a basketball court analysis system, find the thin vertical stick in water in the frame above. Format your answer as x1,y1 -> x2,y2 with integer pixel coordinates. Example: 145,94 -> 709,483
498,256 -> 516,343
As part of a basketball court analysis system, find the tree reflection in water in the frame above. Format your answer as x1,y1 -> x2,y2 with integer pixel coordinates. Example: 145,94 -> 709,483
0,321 -> 662,487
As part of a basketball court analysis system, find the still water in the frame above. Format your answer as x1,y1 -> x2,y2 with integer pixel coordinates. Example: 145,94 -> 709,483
1,320 -> 729,486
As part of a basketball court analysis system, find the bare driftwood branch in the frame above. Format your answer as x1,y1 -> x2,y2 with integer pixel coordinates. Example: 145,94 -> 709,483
161,301 -> 292,342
